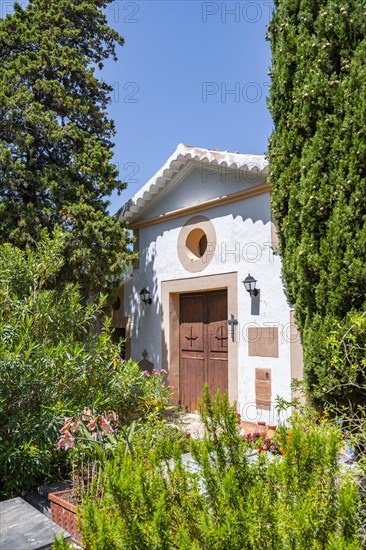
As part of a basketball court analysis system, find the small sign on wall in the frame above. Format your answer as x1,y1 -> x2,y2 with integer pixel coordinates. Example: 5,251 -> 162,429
248,326 -> 279,357
255,368 -> 272,410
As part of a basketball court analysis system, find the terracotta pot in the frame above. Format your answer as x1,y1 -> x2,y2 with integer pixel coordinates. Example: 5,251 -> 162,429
49,489 -> 81,543
266,424 -> 277,440
240,421 -> 258,435
257,421 -> 268,437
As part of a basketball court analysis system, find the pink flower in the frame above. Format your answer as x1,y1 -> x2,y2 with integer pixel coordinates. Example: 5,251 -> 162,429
69,419 -> 81,433
87,416 -> 98,431
259,446 -> 266,452
152,369 -> 160,375
143,371 -> 150,377
160,369 -> 167,375
60,417 -> 72,433
100,416 -> 113,434
81,407 -> 92,421
61,417 -> 81,434
56,430 -> 75,450
107,411 -> 119,427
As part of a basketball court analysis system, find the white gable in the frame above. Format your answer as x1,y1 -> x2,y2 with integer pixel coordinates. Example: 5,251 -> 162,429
117,144 -> 268,224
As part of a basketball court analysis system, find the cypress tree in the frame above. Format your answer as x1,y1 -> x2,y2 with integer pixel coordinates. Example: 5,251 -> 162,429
0,0 -> 133,293
268,1 -> 366,405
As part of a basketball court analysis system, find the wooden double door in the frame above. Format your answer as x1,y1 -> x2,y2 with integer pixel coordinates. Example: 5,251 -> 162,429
179,290 -> 228,411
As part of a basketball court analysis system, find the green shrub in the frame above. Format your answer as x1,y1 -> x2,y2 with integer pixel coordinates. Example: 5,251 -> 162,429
303,312 -> 366,407
77,389 -> 362,549
0,232 -> 170,498
52,534 -> 71,549
268,0 -> 366,405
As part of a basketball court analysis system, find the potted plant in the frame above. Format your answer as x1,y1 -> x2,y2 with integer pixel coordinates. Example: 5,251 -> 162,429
49,407 -> 121,543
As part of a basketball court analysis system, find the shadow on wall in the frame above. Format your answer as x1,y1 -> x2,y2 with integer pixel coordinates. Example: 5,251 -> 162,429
126,205 -> 273,387
142,196 -> 271,244
126,239 -> 161,368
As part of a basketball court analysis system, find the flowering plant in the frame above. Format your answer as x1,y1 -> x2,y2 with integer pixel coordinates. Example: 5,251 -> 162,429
243,432 -> 261,445
142,368 -> 168,377
258,438 -> 282,454
243,432 -> 283,455
56,407 -> 122,499
57,407 -> 119,449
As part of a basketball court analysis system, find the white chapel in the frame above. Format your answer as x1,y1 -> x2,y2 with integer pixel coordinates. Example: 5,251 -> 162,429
113,144 -> 303,422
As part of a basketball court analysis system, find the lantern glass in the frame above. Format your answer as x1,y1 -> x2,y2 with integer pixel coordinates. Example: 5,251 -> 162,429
243,274 -> 257,296
139,287 -> 152,305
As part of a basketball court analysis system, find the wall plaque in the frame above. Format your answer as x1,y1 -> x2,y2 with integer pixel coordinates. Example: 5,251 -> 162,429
255,368 -> 272,410
248,326 -> 279,357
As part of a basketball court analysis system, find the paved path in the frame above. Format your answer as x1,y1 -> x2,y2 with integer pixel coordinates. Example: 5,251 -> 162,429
0,497 -> 71,550
179,413 -> 205,439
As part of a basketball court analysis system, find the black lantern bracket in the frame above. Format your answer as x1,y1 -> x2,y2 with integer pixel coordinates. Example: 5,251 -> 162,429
243,273 -> 258,297
139,287 -> 152,305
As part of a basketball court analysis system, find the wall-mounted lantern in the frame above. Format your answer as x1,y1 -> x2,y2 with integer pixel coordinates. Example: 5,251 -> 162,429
139,287 -> 152,305
243,274 -> 258,297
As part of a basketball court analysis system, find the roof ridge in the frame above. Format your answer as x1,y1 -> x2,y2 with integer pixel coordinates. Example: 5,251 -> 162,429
117,144 -> 268,222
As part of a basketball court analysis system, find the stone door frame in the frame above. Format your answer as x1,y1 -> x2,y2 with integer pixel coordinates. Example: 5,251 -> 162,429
161,272 -> 238,405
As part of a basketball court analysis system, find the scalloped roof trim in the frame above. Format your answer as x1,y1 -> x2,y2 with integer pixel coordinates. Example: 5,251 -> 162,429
117,144 -> 268,222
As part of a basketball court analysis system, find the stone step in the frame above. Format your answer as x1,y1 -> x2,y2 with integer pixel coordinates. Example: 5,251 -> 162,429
0,497 -> 71,550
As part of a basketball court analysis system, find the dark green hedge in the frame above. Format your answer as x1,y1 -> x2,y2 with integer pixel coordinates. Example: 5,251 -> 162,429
268,0 -> 366,406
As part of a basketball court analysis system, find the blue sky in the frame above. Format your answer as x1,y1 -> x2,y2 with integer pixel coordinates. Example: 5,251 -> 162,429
102,1 -> 274,213
2,0 -> 274,213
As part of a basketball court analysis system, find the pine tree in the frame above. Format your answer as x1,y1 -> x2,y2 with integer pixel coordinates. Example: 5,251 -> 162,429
268,1 -> 366,405
0,0 -> 133,293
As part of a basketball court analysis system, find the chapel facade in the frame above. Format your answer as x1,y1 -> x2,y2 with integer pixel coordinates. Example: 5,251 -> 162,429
113,144 -> 303,422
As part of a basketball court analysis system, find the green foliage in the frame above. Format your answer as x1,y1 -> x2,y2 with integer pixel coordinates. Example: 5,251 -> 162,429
76,389 -> 362,549
52,534 -> 72,549
268,0 -> 366,405
0,232 -> 170,498
0,0 -> 134,293
304,312 -> 366,406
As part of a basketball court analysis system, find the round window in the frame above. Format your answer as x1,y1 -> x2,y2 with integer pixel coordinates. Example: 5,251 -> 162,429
185,228 -> 208,259
177,215 -> 216,273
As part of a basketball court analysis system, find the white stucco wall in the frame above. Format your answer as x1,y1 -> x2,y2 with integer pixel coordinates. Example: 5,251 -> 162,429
139,165 -> 267,220
123,169 -> 293,423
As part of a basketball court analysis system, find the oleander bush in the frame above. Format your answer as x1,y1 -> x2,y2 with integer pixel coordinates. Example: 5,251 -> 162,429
0,232 -> 170,498
72,389 -> 362,550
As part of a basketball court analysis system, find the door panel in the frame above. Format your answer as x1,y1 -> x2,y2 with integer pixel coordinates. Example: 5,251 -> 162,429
208,358 -> 228,398
180,294 -> 205,410
207,291 -> 228,399
180,294 -> 204,353
180,358 -> 205,412
179,290 -> 228,411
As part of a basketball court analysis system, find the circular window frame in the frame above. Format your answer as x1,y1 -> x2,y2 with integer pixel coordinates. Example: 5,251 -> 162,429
177,215 -> 216,273
185,228 -> 207,259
